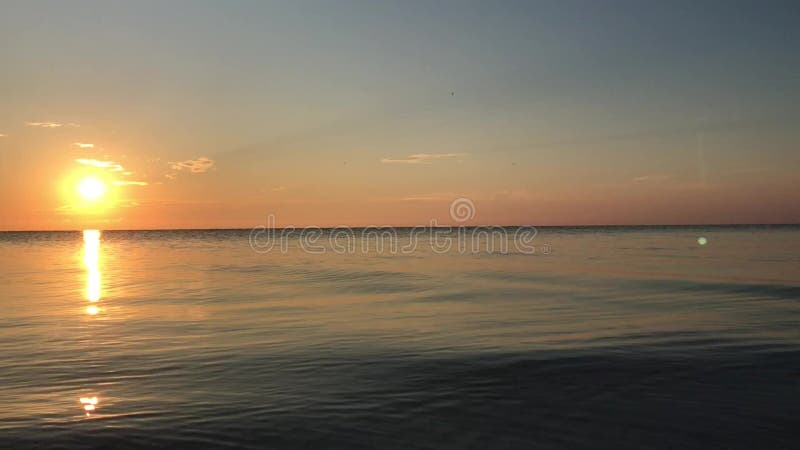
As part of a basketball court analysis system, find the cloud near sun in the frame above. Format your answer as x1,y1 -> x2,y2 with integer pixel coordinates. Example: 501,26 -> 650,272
75,158 -> 125,172
170,157 -> 215,173
74,159 -> 149,186
381,153 -> 468,164
112,181 -> 148,186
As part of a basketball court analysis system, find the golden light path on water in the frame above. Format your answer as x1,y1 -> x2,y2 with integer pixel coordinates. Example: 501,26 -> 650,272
81,229 -> 102,416
83,230 -> 101,306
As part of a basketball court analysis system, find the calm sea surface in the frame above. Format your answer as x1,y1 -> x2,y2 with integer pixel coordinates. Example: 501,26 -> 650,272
1,226 -> 799,448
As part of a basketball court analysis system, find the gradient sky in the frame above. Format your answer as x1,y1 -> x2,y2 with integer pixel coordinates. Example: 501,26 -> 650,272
1,0 -> 799,230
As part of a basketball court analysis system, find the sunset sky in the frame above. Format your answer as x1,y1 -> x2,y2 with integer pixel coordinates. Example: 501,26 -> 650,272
1,0 -> 798,230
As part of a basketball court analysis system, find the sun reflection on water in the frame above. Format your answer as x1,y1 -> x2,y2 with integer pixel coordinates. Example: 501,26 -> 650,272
79,396 -> 99,417
83,230 -> 101,305
80,230 -> 104,416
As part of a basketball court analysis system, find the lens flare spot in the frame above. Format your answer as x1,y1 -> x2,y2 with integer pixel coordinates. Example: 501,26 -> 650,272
697,236 -> 708,246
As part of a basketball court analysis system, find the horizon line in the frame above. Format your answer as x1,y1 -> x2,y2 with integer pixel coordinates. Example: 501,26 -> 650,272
1,223 -> 799,233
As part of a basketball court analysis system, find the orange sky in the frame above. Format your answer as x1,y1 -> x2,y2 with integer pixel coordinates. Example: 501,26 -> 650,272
1,1 -> 799,230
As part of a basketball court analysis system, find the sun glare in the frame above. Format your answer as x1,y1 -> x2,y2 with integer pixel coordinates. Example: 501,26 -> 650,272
77,177 -> 106,201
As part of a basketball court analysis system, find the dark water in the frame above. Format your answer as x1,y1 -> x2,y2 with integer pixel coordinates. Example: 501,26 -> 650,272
1,226 -> 799,448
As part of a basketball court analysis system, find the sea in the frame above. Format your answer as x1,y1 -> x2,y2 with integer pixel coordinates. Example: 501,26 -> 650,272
1,226 -> 798,449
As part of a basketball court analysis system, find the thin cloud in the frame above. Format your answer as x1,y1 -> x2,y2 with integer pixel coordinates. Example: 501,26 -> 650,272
381,153 -> 468,164
73,142 -> 94,149
631,173 -> 709,190
112,180 -> 148,186
75,158 -> 125,172
118,200 -> 141,208
725,167 -> 769,176
170,156 -> 215,173
0,134 -> 6,138
56,199 -> 141,214
399,192 -> 458,202
27,122 -> 63,128
632,174 -> 674,183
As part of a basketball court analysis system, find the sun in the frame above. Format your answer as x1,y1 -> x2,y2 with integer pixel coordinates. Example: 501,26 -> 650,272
77,177 -> 107,201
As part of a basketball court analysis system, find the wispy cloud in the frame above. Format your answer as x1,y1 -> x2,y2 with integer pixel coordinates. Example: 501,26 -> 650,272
381,153 -> 468,164
74,159 -> 148,186
27,121 -> 63,128
73,142 -> 94,149
170,156 -> 215,173
75,158 -> 125,172
725,167 -> 769,176
632,174 -> 674,183
631,173 -> 710,190
399,192 -> 458,202
27,121 -> 79,128
112,180 -> 148,186
0,133 -> 6,138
